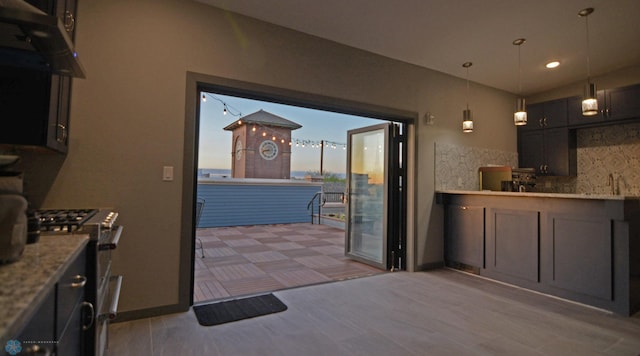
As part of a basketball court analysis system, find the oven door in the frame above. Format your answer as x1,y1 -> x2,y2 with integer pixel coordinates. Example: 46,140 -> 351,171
96,273 -> 123,356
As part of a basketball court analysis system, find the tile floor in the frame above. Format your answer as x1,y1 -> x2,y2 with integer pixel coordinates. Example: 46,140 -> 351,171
193,223 -> 384,303
111,269 -> 640,356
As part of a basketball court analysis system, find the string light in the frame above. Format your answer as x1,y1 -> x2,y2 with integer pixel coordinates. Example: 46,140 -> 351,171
201,92 -> 348,151
201,92 -> 242,117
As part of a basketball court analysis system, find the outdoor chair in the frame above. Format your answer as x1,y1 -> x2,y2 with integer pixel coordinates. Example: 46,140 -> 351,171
195,197 -> 205,258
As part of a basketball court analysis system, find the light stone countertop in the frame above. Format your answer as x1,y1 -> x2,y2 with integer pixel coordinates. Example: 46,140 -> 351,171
0,233 -> 88,346
436,189 -> 639,201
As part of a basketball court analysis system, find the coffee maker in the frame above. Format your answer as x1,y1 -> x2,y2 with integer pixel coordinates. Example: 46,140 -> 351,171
510,168 -> 537,192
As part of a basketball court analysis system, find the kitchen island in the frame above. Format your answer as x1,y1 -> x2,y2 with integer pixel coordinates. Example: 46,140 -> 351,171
437,190 -> 640,316
0,234 -> 88,352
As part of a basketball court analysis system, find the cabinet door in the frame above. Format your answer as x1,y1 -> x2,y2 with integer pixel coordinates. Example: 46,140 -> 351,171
17,288 -> 56,355
519,130 -> 544,173
0,68 -> 69,153
544,127 -> 575,176
606,84 -> 640,121
519,102 -> 545,131
486,209 -> 539,284
445,205 -> 484,268
543,213 -> 612,301
542,98 -> 568,128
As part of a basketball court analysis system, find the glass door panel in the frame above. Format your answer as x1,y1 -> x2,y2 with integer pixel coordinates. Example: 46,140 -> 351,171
345,124 -> 389,268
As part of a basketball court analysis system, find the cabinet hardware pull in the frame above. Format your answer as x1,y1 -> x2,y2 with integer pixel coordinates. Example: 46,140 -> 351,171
56,124 -> 67,143
539,118 -> 543,127
64,11 -> 75,32
71,275 -> 87,288
82,301 -> 95,331
22,344 -> 52,355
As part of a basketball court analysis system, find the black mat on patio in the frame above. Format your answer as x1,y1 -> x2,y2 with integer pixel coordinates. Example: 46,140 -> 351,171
193,293 -> 287,326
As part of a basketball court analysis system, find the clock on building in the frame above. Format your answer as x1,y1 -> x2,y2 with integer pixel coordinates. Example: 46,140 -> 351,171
259,140 -> 278,160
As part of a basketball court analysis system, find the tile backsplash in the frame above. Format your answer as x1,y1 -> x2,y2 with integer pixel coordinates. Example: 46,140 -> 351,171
574,121 -> 640,196
435,142 -> 518,191
435,121 -> 640,196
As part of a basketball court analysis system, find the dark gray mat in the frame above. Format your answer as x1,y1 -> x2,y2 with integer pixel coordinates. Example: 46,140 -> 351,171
193,293 -> 287,326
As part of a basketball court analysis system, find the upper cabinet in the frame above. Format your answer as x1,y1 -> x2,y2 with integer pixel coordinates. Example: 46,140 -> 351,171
520,98 -> 568,131
568,84 -> 640,127
0,0 -> 78,153
518,98 -> 576,176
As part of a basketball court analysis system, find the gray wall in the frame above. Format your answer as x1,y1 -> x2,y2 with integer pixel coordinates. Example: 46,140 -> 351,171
41,0 -> 519,315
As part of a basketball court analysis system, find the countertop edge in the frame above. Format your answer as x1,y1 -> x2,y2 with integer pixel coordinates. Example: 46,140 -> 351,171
436,190 -> 633,200
0,234 -> 89,347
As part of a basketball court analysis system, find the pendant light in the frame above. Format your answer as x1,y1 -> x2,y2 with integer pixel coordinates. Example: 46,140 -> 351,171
462,62 -> 473,133
513,38 -> 527,126
579,7 -> 598,116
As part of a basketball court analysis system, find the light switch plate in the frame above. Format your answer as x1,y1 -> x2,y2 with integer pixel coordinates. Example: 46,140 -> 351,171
163,166 -> 174,181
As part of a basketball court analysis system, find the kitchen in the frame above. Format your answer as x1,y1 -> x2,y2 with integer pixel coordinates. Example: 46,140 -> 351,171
1,0 -> 640,354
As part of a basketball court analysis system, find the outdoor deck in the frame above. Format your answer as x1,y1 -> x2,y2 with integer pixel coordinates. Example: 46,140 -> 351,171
194,223 -> 383,303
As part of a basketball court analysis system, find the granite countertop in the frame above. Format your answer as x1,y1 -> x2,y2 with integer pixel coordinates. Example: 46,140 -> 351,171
0,233 -> 88,346
436,189 -> 638,201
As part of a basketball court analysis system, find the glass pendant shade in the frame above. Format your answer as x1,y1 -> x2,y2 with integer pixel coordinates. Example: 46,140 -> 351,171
514,98 -> 527,125
582,82 -> 598,116
462,109 -> 473,133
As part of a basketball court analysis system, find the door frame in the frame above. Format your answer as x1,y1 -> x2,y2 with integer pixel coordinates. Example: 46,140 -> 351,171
181,72 -> 417,308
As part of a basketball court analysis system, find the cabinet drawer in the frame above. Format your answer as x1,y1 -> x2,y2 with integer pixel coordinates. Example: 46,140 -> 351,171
56,249 -> 87,338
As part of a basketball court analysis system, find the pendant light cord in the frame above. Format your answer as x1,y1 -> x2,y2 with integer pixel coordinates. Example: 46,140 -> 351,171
584,11 -> 592,82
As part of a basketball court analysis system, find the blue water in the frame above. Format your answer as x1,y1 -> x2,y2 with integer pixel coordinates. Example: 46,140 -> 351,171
198,168 -> 345,179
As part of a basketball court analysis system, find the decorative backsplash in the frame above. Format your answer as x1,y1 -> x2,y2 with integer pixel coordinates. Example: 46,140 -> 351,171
435,142 -> 518,191
574,121 -> 640,196
435,121 -> 640,196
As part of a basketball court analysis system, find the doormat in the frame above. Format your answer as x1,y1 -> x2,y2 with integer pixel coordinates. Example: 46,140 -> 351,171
193,293 -> 287,326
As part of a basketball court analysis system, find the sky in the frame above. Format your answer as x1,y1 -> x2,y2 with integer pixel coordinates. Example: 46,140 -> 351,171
198,93 -> 386,175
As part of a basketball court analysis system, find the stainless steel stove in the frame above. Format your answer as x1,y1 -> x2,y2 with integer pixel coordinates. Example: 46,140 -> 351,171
37,208 -> 123,356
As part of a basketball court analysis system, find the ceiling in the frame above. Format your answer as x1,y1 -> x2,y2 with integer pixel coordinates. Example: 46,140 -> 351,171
196,0 -> 640,96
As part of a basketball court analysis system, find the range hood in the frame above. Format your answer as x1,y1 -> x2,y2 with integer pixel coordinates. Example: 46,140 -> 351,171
0,0 -> 85,78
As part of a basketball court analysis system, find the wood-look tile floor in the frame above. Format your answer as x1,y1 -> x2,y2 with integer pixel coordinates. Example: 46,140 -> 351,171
193,223 -> 384,303
111,269 -> 640,356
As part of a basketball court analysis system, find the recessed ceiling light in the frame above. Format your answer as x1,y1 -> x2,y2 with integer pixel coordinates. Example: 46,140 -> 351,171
545,61 -> 560,69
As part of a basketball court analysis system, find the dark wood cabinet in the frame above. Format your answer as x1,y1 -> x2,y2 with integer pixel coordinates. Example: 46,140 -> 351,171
0,0 -> 77,153
439,192 -> 639,316
0,66 -> 70,152
16,288 -> 56,355
520,98 -> 567,131
445,205 -> 484,269
56,249 -> 87,356
568,84 -> 640,127
486,208 -> 539,285
14,249 -> 88,355
519,127 -> 576,176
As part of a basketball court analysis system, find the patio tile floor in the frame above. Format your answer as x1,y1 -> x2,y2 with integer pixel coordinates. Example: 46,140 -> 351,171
194,223 -> 384,303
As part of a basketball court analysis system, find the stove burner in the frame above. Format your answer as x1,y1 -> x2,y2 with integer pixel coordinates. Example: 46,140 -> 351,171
37,209 -> 99,232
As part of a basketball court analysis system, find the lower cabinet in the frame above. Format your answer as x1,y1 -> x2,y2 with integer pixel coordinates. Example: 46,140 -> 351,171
486,209 -> 539,285
16,288 -> 56,354
445,205 -> 484,269
440,193 -> 638,316
15,249 -> 88,355
542,213 -> 612,301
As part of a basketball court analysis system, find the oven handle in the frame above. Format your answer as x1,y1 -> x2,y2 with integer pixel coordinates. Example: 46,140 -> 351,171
109,275 -> 123,320
99,225 -> 123,250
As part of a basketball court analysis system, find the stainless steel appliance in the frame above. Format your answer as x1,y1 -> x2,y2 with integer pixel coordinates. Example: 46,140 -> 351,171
511,168 -> 537,192
38,208 -> 122,356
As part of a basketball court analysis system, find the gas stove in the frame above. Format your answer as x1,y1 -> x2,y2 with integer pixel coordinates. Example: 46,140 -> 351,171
37,209 -> 119,238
